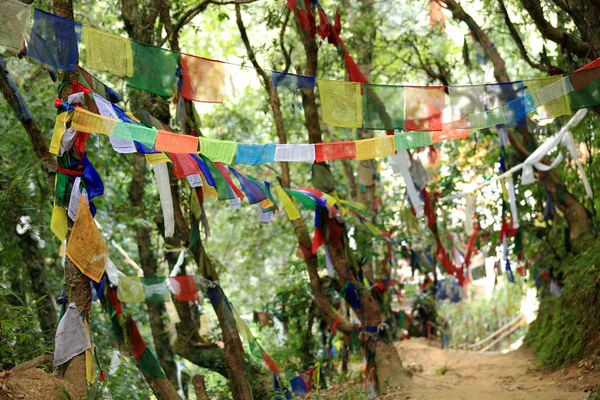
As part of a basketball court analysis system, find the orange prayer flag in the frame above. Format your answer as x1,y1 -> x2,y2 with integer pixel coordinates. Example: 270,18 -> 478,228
181,54 -> 226,103
154,130 -> 199,154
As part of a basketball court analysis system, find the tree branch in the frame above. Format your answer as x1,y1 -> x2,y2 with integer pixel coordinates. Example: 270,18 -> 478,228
279,7 -> 293,73
498,0 -> 565,74
519,0 -> 591,59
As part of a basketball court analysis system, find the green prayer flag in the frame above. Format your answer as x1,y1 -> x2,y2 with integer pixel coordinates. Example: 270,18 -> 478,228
137,348 -> 166,379
283,188 -> 316,210
199,154 -> 235,201
127,42 -> 178,97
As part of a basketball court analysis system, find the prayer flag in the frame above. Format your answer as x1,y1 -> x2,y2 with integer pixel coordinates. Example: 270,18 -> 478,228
128,42 -> 178,97
51,204 -> 68,241
28,8 -> 82,71
145,153 -> 170,164
229,167 -> 267,204
484,81 -> 526,127
448,85 -> 485,129
431,124 -> 470,143
181,54 -> 226,103
141,277 -> 170,303
83,26 -> 134,77
318,79 -> 363,128
274,144 -> 315,162
569,66 -> 600,109
112,121 -> 157,148
524,75 -> 570,119
71,108 -> 117,135
117,276 -> 145,303
155,130 -> 198,154
49,112 -> 70,155
170,153 -> 201,178
363,84 -> 405,130
272,71 -> 315,91
314,141 -> 356,162
66,196 -> 107,283
394,132 -> 433,150
275,186 -> 301,220
235,143 -> 276,166
404,86 -> 445,131
199,137 -> 238,164
169,276 -> 200,302
355,136 -> 396,160
0,0 -> 31,52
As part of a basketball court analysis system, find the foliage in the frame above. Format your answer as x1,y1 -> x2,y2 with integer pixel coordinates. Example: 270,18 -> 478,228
526,236 -> 600,368
0,290 -> 50,369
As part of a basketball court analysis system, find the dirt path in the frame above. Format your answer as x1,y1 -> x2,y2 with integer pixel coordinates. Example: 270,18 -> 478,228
307,338 -> 597,399
391,338 -> 598,400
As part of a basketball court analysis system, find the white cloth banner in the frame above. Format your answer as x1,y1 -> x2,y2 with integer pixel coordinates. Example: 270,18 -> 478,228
53,302 -> 91,366
153,163 -> 175,238
274,144 -> 315,162
68,177 -> 88,221
389,150 -> 424,218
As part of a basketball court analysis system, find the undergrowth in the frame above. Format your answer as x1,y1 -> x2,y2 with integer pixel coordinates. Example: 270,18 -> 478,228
525,236 -> 600,368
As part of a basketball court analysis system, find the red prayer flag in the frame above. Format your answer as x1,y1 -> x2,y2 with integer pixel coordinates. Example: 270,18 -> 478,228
169,276 -> 201,302
315,141 -> 356,162
170,153 -> 201,179
129,318 -> 147,359
405,86 -> 445,131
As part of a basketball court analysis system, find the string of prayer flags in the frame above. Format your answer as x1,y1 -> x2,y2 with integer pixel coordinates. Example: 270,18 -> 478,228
104,287 -> 167,379
315,141 -> 356,163
395,131 -> 433,150
272,71 -> 316,91
128,42 -> 179,97
66,197 -> 107,283
362,84 -> 405,130
355,135 -> 396,160
155,130 -> 198,154
274,144 -> 316,162
0,0 -> 31,52
524,76 -> 570,119
180,54 -> 226,103
235,143 -> 276,166
404,86 -> 445,131
318,79 -> 363,128
53,302 -> 91,366
28,9 -> 82,71
83,27 -> 134,77
71,107 -> 117,136
199,136 -> 238,164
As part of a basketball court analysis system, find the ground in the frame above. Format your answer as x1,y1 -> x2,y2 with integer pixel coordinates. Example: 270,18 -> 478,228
308,338 -> 600,399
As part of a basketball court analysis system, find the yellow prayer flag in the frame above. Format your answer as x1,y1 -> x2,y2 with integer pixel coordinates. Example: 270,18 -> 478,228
83,26 -> 134,77
259,197 -> 275,210
525,75 -> 571,119
49,112 -> 70,155
274,186 -> 300,220
355,136 -> 396,160
145,153 -> 170,165
66,196 -> 107,283
363,221 -> 383,237
318,79 -> 363,128
117,276 -> 145,303
51,204 -> 68,241
84,320 -> 96,384
71,108 -> 117,135
201,174 -> 219,198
